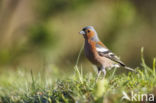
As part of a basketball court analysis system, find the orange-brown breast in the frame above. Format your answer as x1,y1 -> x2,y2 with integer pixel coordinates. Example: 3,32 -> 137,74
84,40 -> 101,66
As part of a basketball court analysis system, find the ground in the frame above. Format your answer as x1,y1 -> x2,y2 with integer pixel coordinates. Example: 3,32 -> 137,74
0,50 -> 156,103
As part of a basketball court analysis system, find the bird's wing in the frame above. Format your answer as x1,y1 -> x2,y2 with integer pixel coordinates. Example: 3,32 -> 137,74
96,43 -> 125,67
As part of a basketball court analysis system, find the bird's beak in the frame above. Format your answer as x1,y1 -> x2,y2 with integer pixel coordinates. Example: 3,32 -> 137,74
79,31 -> 85,35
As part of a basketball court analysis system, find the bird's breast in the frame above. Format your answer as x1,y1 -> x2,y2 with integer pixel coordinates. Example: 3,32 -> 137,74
84,41 -> 100,65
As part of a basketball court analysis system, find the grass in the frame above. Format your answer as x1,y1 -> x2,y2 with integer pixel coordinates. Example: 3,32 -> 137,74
0,48 -> 156,103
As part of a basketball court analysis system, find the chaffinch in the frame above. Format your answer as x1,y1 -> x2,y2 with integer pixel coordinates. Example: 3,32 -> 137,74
79,26 -> 135,78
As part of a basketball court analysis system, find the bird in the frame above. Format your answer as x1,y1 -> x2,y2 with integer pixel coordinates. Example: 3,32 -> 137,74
79,26 -> 135,79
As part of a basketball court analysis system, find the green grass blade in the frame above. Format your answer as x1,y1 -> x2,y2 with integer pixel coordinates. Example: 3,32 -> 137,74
75,43 -> 84,66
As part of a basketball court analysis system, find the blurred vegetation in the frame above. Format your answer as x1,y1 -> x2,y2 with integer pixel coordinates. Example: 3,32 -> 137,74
0,0 -> 156,74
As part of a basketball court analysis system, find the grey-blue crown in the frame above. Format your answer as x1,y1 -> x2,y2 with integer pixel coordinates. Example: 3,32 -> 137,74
82,26 -> 95,32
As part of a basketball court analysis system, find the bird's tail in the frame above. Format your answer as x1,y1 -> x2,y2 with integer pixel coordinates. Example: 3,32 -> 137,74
124,66 -> 136,72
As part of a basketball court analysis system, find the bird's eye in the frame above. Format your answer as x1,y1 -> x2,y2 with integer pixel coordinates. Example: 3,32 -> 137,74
87,30 -> 90,33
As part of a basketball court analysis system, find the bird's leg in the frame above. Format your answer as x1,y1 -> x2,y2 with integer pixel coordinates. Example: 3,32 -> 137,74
96,67 -> 102,81
102,67 -> 106,78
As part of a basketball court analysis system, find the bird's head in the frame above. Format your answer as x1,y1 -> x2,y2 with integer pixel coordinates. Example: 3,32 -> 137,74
79,26 -> 99,42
